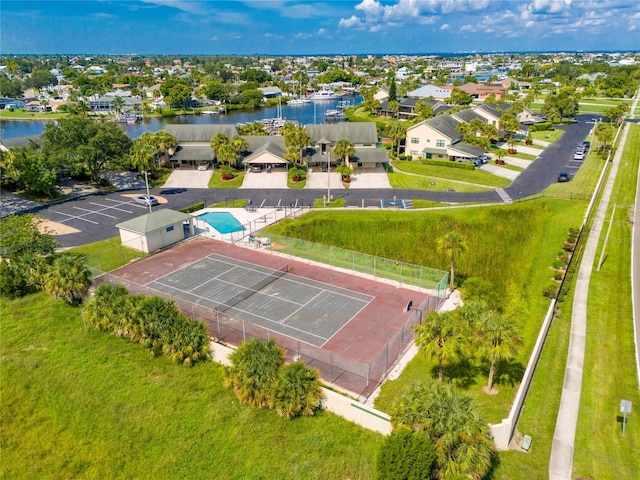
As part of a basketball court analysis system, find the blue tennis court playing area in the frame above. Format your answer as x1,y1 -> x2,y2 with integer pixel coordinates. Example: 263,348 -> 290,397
148,253 -> 373,347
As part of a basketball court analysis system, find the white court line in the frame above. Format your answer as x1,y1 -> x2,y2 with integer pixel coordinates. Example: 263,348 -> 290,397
54,211 -> 99,224
72,206 -> 117,219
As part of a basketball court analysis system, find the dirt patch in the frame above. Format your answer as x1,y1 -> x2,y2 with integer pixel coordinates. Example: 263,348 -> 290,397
38,219 -> 80,235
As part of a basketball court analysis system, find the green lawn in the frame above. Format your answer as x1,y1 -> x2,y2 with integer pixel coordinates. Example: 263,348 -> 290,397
530,129 -> 564,143
67,237 -> 147,274
1,293 -> 382,480
208,170 -> 246,188
572,123 -> 640,479
390,160 -> 510,188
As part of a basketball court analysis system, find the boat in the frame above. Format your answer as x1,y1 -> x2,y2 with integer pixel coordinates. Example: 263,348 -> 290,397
311,88 -> 342,101
336,100 -> 351,110
287,98 -> 308,106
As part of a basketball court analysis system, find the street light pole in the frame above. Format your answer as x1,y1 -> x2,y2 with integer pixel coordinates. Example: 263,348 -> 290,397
327,150 -> 331,205
144,170 -> 152,214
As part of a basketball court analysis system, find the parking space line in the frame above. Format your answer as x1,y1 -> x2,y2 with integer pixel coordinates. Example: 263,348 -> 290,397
88,202 -> 137,213
105,198 -> 147,210
54,211 -> 99,224
72,206 -> 117,218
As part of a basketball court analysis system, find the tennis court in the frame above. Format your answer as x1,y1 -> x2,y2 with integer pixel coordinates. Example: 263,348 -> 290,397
148,253 -> 372,347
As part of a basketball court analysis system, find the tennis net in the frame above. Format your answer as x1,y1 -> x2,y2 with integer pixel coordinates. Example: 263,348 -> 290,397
216,262 -> 289,313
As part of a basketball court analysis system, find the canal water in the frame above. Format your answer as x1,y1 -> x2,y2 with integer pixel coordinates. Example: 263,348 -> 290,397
0,96 -> 362,141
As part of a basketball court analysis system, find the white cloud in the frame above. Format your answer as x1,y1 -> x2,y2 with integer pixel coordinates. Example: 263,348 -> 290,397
440,23 -> 449,30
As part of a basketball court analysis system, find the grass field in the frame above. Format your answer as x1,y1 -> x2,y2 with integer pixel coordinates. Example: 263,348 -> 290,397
572,123 -> 640,479
68,237 -> 147,274
390,160 -> 510,188
530,129 -> 564,143
1,293 -> 382,480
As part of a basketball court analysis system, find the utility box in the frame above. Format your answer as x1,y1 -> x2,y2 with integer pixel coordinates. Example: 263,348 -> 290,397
521,435 -> 532,451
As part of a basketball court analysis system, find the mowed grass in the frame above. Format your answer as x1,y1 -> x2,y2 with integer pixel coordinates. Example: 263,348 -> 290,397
208,170 -> 246,188
390,160 -> 509,188
530,129 -> 564,143
266,199 -> 587,424
66,236 -> 147,273
573,123 -> 640,479
1,293 -> 382,480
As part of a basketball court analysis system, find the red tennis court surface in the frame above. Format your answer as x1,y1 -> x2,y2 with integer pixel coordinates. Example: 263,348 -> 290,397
100,237 -> 439,399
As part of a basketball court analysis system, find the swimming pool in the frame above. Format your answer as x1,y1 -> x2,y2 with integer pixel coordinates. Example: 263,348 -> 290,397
197,211 -> 244,234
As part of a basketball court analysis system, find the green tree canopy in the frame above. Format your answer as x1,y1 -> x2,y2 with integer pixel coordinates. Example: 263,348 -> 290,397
269,362 -> 323,419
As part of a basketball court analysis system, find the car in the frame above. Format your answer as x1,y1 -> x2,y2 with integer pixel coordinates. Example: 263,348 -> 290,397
558,172 -> 570,182
134,195 -> 159,206
582,141 -> 591,151
574,151 -> 585,160
197,164 -> 208,171
250,166 -> 261,172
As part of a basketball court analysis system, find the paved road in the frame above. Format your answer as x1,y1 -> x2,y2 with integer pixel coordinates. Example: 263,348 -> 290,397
13,115 -> 598,247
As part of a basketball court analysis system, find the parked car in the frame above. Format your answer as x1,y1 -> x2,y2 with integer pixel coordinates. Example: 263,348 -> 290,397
582,141 -> 591,151
250,166 -> 261,172
134,195 -> 159,206
574,151 -> 585,160
558,172 -> 570,182
197,164 -> 208,171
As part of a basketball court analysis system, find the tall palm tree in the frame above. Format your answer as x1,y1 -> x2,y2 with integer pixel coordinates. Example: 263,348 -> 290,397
217,142 -> 238,168
385,121 -> 406,157
414,310 -> 465,382
210,133 -> 229,164
333,138 -> 355,168
152,130 -> 178,167
437,232 -> 467,293
475,310 -> 523,392
130,136 -> 156,213
231,135 -> 248,157
112,95 -> 125,115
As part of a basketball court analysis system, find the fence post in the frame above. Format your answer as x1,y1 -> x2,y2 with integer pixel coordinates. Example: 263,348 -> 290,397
242,320 -> 246,342
216,310 -> 221,339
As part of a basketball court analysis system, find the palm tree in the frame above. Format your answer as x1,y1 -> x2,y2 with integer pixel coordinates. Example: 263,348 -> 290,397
283,125 -> 310,165
385,121 -> 406,157
437,232 -> 467,293
475,310 -> 523,392
231,135 -> 249,157
217,142 -> 238,168
269,362 -> 323,419
112,95 -> 125,116
333,138 -> 355,168
130,136 -> 156,213
414,310 -> 465,381
224,338 -> 284,408
42,252 -> 92,304
210,133 -> 229,164
152,130 -> 178,167
390,379 -> 495,480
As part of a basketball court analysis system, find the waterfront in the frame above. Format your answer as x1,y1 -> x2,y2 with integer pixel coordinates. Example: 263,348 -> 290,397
0,97 -> 362,141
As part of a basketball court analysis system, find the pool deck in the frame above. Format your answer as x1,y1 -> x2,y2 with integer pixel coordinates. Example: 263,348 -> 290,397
191,207 -> 307,243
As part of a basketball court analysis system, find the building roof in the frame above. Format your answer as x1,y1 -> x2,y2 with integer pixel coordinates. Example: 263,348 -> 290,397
165,124 -> 239,142
305,123 -> 378,145
422,114 -> 462,141
116,209 -> 192,234
242,141 -> 287,164
452,108 -> 486,124
171,146 -> 214,161
448,142 -> 485,158
407,84 -> 452,99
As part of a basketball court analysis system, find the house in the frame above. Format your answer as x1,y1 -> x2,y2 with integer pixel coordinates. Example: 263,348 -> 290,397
257,86 -> 283,98
116,209 -> 194,253
473,103 -> 543,128
165,124 -> 239,169
241,136 -> 288,172
405,114 -> 484,163
378,97 -> 449,119
0,97 -> 26,110
456,83 -> 507,101
304,123 -> 385,171
407,84 -> 452,101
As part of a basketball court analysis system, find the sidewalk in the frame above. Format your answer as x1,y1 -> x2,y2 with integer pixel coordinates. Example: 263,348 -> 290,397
548,122 -> 629,479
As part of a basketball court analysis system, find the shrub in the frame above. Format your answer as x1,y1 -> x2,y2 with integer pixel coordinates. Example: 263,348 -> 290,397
270,362 -> 323,419
180,202 -> 205,213
376,426 -> 435,480
543,283 -> 559,299
530,122 -> 553,132
558,251 -> 570,263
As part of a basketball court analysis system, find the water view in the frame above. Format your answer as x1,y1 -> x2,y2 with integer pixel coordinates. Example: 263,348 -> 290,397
0,97 -> 363,141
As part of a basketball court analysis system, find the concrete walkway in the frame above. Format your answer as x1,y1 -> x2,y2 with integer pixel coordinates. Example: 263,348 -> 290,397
163,169 -> 213,189
478,163 -> 520,181
549,122 -> 629,480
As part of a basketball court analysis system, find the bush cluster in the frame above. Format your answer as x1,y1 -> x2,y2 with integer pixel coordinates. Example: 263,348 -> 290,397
85,284 -> 210,366
529,122 -> 554,132
224,338 -> 323,419
180,201 -> 205,213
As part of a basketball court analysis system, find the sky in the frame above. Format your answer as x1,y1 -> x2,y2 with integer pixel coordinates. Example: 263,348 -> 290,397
1,0 -> 639,55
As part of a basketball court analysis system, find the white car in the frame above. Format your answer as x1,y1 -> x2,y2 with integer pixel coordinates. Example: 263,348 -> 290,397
573,151 -> 585,160
134,195 -> 159,206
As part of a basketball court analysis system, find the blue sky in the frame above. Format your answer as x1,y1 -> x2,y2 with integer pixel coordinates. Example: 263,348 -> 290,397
2,0 -> 639,55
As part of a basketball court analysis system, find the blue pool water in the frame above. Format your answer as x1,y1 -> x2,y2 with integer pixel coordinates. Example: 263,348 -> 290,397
197,212 -> 244,234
